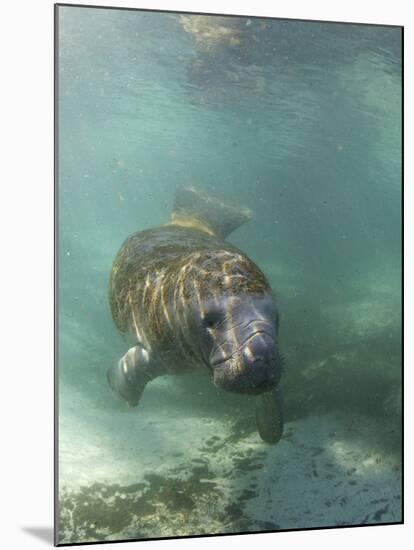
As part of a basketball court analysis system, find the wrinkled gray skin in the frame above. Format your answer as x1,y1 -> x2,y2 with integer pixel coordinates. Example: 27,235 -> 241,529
186,293 -> 281,395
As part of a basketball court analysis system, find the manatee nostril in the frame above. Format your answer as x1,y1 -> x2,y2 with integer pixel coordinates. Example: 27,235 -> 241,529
244,350 -> 266,365
242,334 -> 274,365
242,335 -> 279,391
242,345 -> 254,362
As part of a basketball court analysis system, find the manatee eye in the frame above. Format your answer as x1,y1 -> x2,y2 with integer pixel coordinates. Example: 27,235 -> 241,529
202,309 -> 222,329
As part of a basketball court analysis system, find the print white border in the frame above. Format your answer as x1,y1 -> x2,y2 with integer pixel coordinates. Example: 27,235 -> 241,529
1,1 -> 410,549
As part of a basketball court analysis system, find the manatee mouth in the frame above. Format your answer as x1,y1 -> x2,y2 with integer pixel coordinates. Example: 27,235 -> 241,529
213,363 -> 278,395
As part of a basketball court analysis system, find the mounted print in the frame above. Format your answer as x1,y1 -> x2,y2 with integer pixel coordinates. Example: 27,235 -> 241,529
55,3 -> 403,545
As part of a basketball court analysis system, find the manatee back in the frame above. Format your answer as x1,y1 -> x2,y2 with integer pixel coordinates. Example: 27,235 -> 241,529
109,225 -> 226,334
109,186 -> 257,338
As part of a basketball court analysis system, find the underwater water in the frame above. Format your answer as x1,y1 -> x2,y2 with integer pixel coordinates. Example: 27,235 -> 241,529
56,6 -> 402,544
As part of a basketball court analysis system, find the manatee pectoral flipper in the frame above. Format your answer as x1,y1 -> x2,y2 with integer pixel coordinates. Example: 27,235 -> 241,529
107,345 -> 154,407
255,386 -> 284,444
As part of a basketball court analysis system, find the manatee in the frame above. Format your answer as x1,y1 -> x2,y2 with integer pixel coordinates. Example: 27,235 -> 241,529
107,186 -> 284,444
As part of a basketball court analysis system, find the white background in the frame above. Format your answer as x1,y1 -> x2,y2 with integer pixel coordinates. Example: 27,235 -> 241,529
0,0 -> 411,549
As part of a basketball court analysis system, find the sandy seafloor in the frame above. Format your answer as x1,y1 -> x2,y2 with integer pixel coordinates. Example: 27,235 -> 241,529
58,385 -> 401,544
57,263 -> 402,544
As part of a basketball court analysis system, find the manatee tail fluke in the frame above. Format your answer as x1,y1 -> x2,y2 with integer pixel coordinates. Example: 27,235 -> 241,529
171,185 -> 252,239
255,386 -> 284,444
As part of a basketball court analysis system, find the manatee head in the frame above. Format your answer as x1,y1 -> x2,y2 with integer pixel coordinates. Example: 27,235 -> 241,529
202,293 -> 281,394
178,250 -> 282,395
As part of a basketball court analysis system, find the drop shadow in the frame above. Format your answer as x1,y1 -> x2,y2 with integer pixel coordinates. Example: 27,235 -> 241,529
21,526 -> 54,545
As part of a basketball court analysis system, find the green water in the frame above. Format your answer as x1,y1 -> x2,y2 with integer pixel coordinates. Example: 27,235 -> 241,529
56,6 -> 402,545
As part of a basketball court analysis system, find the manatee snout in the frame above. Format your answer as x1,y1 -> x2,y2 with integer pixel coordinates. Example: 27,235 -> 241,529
242,332 -> 280,389
212,331 -> 281,395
